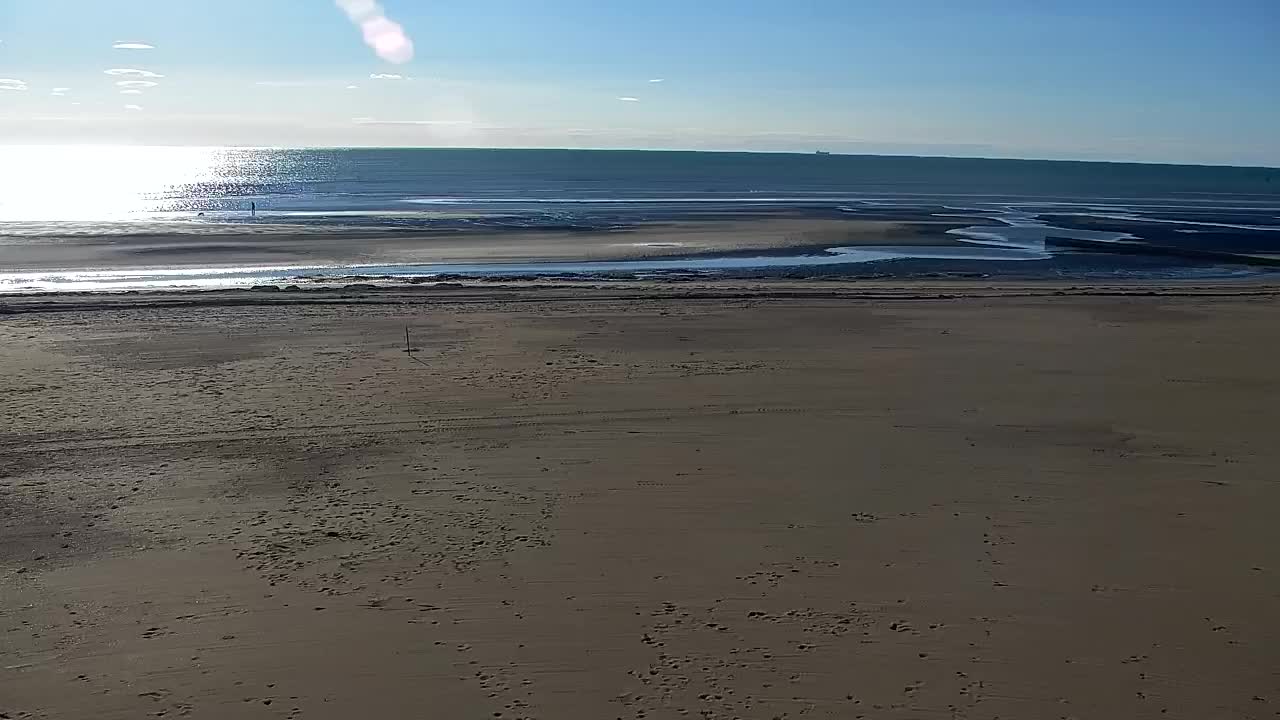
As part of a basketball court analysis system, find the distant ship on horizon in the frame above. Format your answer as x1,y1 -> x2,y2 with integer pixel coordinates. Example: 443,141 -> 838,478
814,150 -> 832,156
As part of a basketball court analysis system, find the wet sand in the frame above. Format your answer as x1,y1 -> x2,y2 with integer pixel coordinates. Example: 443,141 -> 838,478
0,217 -> 974,271
3,281 -> 1279,719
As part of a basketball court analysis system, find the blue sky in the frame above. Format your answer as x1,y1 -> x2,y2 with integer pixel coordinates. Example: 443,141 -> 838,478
0,0 -> 1276,165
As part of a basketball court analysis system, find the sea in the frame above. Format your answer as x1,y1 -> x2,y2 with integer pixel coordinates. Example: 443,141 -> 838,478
2,146 -> 1279,291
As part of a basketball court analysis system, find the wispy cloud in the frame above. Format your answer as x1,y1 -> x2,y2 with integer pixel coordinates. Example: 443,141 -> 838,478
117,80 -> 159,89
105,68 -> 164,78
0,78 -> 27,91
353,117 -> 473,126
124,104 -> 143,111
336,0 -> 414,64
648,78 -> 665,83
346,85 -> 360,90
51,87 -> 71,96
369,73 -> 405,80
617,96 -> 641,102
113,41 -> 155,50
120,89 -> 144,95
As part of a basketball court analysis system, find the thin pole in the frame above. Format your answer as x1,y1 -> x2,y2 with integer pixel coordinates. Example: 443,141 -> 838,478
405,327 -> 411,354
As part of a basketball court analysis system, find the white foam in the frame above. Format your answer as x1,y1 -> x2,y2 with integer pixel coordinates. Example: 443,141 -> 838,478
0,245 -> 1045,293
1064,212 -> 1280,232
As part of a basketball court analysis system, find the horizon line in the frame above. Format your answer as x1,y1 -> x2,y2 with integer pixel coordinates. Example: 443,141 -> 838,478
1,143 -> 1276,171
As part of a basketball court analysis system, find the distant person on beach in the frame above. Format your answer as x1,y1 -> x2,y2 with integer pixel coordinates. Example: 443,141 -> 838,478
251,201 -> 256,217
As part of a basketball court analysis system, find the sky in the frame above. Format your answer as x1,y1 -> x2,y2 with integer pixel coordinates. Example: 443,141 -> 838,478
0,0 -> 1277,165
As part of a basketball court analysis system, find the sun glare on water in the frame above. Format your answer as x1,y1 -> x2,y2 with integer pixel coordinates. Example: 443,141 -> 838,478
0,145 -> 232,222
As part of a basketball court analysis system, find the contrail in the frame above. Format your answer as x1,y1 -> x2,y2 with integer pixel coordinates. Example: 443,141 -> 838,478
335,0 -> 414,64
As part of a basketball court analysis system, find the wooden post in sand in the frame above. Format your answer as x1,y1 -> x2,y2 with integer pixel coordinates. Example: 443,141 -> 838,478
404,326 -> 429,368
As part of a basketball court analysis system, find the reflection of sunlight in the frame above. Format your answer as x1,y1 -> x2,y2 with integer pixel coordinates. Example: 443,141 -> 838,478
0,146 -> 228,221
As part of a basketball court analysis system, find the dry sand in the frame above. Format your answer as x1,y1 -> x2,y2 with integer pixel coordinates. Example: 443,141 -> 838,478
0,217 -> 968,271
2,281 -> 1279,719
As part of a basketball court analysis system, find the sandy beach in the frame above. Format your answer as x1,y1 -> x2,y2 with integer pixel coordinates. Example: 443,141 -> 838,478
0,216 -> 978,271
3,281 -> 1279,719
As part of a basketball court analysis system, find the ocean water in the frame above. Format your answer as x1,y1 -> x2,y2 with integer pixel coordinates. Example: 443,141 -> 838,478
1,146 -> 1278,290
3,146 -> 1278,224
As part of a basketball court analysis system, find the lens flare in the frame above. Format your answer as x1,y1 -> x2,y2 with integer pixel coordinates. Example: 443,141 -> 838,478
336,0 -> 414,64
